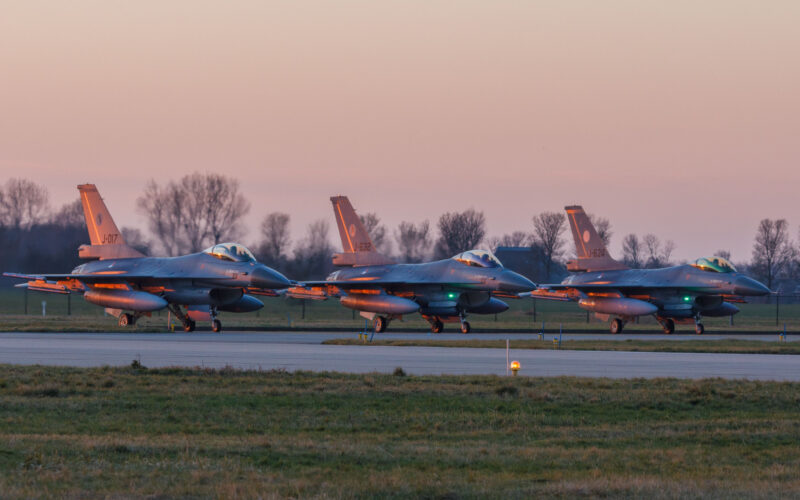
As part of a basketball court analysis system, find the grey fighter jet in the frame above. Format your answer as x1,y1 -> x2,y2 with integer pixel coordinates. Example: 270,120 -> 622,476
287,196 -> 534,333
531,206 -> 770,334
4,184 -> 290,332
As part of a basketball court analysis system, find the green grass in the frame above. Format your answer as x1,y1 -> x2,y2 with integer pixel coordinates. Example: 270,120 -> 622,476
0,365 -> 799,498
2,289 -> 798,333
324,338 -> 800,354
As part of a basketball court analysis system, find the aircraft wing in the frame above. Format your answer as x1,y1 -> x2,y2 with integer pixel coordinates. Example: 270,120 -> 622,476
532,283 -> 721,302
3,272 -> 223,283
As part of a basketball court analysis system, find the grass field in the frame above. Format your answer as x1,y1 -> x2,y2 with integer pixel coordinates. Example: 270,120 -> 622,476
1,289 -> 799,333
0,365 -> 799,498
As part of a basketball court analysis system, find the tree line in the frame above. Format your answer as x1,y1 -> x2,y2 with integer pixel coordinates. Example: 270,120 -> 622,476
0,174 -> 798,289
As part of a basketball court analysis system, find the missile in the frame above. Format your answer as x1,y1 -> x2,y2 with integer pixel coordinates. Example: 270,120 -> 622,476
577,296 -> 657,316
84,289 -> 167,312
340,294 -> 420,314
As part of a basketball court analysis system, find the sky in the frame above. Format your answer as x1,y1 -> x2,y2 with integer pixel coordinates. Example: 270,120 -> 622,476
1,0 -> 799,263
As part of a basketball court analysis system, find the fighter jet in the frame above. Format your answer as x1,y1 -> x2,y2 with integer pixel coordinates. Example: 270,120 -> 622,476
3,184 -> 291,332
531,206 -> 770,334
287,196 -> 535,333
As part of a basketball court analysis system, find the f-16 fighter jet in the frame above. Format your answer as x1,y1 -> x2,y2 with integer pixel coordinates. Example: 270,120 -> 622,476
4,184 -> 290,332
288,196 -> 535,333
532,206 -> 770,334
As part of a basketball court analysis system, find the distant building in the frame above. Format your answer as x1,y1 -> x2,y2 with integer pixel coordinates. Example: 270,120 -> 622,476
495,246 -> 567,284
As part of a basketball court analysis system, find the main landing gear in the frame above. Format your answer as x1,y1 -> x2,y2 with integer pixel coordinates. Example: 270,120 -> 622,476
374,316 -> 389,333
168,304 -> 196,332
459,316 -> 471,334
610,318 -> 625,334
118,313 -> 140,327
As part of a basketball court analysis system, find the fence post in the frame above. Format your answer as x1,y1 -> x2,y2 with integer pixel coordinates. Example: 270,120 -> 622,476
67,293 -> 71,316
24,288 -> 28,315
776,293 -> 780,327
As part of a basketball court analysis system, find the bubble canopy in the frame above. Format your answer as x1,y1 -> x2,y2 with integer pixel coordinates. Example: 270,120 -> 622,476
204,243 -> 256,263
452,249 -> 503,268
692,256 -> 737,273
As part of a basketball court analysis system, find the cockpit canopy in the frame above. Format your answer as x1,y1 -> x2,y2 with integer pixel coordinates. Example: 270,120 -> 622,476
452,249 -> 503,269
692,256 -> 737,273
204,242 -> 256,263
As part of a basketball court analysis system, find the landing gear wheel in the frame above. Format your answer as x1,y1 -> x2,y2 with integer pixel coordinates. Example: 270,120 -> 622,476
212,319 -> 222,333
184,320 -> 196,333
460,321 -> 471,334
662,319 -> 675,335
374,316 -> 388,333
610,318 -> 624,334
431,320 -> 444,334
695,322 -> 704,335
118,313 -> 134,327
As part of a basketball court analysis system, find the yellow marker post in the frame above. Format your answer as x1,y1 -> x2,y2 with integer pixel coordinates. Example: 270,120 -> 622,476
510,360 -> 520,377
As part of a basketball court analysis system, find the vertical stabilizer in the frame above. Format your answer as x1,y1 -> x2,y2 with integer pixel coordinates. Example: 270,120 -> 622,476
330,196 -> 394,266
77,184 -> 144,259
564,206 -> 628,272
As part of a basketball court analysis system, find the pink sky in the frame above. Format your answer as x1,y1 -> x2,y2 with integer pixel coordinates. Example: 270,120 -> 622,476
1,1 -> 799,262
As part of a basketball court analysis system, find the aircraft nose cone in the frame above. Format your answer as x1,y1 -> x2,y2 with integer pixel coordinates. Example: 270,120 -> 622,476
499,270 -> 536,293
734,275 -> 770,296
250,266 -> 291,290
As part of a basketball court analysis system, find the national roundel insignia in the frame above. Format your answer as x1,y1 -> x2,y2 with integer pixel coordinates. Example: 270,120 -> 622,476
349,224 -> 356,237
97,213 -> 103,226
583,230 -> 590,243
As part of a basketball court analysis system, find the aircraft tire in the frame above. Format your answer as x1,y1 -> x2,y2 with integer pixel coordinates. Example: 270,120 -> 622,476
663,319 -> 675,335
212,319 -> 222,333
375,316 -> 387,333
431,320 -> 444,334
610,318 -> 623,334
695,322 -> 704,335
184,320 -> 196,333
118,314 -> 133,327
460,321 -> 471,334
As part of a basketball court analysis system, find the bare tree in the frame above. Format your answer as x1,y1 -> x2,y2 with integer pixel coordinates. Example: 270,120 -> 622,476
0,178 -> 49,230
588,214 -> 612,247
621,234 -> 641,268
137,180 -> 187,256
395,220 -> 432,263
751,219 -> 794,290
257,212 -> 291,268
434,209 -> 486,259
487,231 -> 531,253
51,199 -> 84,228
715,250 -> 732,261
137,173 -> 250,255
121,227 -> 152,255
662,240 -> 676,264
291,219 -> 334,279
531,212 -> 566,280
359,212 -> 391,255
